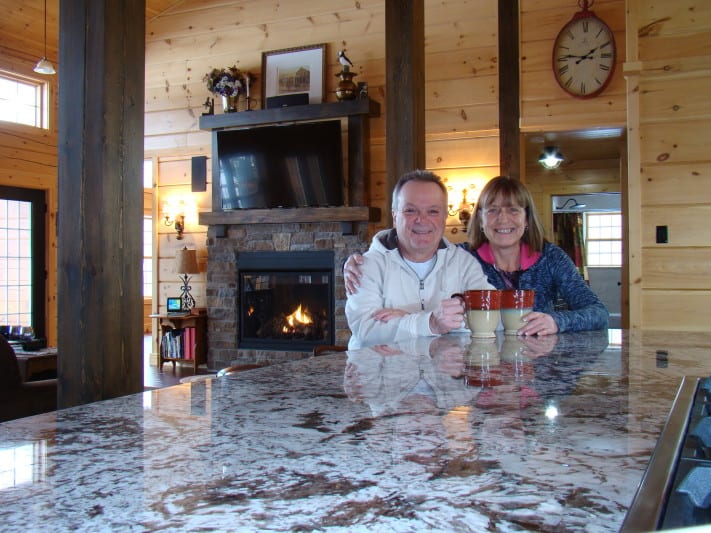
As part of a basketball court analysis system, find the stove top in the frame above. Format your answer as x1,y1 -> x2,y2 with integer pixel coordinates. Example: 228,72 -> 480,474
622,376 -> 711,531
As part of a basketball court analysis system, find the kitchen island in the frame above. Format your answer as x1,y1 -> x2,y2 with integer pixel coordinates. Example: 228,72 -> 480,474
1,329 -> 709,532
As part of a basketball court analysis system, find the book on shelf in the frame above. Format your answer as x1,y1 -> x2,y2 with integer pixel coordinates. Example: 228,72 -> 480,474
184,327 -> 195,360
161,328 -> 185,359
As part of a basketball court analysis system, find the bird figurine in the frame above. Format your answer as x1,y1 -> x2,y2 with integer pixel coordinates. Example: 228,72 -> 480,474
338,50 -> 354,69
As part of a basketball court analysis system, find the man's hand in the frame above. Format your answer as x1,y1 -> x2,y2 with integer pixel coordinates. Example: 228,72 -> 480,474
372,308 -> 408,322
344,253 -> 364,295
429,297 -> 466,335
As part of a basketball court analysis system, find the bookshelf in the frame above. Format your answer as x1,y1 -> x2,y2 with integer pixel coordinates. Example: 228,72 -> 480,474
151,312 -> 207,374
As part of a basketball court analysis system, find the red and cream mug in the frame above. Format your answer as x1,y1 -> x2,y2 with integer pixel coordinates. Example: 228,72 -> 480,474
453,289 -> 501,338
500,289 -> 535,335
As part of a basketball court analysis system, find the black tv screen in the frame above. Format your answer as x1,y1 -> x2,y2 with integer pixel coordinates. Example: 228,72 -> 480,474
217,120 -> 345,209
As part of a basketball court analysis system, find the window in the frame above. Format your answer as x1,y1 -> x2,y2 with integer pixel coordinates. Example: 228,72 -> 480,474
0,71 -> 48,129
143,160 -> 153,298
586,212 -> 622,267
0,441 -> 47,489
143,217 -> 153,298
0,186 -> 46,336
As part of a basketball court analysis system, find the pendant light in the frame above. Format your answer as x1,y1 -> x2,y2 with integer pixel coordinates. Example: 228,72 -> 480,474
33,0 -> 56,75
538,146 -> 564,169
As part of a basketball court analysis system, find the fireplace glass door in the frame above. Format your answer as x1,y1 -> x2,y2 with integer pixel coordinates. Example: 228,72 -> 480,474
238,252 -> 334,351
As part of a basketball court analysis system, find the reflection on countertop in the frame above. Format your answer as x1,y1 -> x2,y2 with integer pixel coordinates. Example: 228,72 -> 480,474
1,329 -> 709,532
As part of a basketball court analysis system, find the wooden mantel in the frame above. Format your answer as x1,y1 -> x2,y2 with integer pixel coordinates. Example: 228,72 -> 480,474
198,206 -> 380,226
199,98 -> 381,230
198,98 -> 380,131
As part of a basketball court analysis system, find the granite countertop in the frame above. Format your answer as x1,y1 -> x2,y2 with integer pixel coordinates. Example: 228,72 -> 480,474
1,329 -> 710,532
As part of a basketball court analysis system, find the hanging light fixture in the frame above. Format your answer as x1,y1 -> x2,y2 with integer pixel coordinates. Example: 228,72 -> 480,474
555,198 -> 587,210
33,0 -> 56,75
538,146 -> 564,169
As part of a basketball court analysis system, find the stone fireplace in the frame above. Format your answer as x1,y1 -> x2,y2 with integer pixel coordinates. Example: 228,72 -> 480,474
237,250 -> 335,352
198,98 -> 380,369
204,220 -> 370,369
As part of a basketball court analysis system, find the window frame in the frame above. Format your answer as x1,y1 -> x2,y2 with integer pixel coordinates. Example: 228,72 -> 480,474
0,69 -> 50,130
585,211 -> 623,268
0,186 -> 47,338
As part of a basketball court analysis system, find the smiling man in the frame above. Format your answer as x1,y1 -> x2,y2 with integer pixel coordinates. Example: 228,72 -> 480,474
345,175 -> 609,337
345,169 -> 493,349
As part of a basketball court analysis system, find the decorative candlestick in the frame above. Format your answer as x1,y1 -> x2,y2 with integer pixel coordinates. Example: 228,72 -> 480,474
245,73 -> 252,110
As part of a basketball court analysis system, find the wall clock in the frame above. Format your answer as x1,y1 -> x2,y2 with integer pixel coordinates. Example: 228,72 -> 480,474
552,0 -> 616,98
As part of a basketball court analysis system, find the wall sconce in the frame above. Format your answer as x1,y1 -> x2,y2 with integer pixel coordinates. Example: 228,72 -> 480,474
448,188 -> 475,231
175,247 -> 200,310
164,212 -> 185,239
163,199 -> 186,239
538,146 -> 564,169
556,198 -> 587,210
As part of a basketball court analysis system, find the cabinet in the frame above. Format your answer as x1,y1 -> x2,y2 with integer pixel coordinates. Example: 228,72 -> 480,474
151,313 -> 207,373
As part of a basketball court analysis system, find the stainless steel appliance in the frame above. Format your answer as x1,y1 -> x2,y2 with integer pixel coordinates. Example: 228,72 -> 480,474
622,376 -> 711,530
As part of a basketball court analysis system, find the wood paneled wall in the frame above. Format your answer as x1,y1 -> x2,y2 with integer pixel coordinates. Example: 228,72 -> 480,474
518,0 -> 626,247
519,0 -> 627,132
626,0 -> 711,331
153,156 -> 210,313
145,0 -> 504,292
3,0 -> 709,338
0,55 -> 58,346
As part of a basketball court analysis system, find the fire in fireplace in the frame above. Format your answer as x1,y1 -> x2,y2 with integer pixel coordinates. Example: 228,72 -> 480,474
237,251 -> 335,351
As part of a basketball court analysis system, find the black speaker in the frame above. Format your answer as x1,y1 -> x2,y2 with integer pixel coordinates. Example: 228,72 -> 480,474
191,156 -> 207,192
265,93 -> 309,109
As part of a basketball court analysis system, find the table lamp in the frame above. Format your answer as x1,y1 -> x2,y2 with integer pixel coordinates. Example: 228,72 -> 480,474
175,247 -> 199,310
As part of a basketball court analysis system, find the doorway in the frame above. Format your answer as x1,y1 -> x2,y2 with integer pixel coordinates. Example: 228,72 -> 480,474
552,193 -> 622,327
523,128 -> 627,327
0,186 -> 47,338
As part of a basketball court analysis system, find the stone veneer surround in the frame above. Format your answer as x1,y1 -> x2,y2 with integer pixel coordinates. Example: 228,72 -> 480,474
205,220 -> 370,369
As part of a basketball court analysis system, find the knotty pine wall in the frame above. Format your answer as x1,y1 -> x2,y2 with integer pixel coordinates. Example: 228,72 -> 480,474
145,0 -> 711,332
3,0 -> 709,345
626,0 -> 711,331
144,0 -> 503,315
519,0 -> 626,243
0,54 -> 58,346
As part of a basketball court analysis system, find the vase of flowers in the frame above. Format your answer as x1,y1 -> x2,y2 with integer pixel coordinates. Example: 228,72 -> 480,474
204,66 -> 255,113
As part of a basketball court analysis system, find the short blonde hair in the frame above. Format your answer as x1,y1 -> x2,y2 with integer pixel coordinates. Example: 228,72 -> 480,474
468,176 -> 545,252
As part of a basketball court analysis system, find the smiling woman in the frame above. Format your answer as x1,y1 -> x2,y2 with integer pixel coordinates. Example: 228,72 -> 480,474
463,176 -> 609,334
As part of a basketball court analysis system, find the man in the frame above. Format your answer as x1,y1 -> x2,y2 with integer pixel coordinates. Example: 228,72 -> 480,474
345,170 -> 493,349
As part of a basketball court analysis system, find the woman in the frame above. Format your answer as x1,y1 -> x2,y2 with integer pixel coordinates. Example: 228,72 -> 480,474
345,176 -> 608,335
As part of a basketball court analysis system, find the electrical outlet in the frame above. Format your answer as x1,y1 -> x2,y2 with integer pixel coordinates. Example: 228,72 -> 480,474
656,225 -> 668,244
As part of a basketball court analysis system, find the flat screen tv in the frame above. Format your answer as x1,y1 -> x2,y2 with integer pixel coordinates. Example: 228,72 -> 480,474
216,120 -> 345,210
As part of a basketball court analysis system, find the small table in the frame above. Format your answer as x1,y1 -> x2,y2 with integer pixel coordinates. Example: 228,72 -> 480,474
13,346 -> 58,382
150,313 -> 207,373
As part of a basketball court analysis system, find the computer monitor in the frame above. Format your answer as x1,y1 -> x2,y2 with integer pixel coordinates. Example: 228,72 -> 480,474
167,297 -> 182,312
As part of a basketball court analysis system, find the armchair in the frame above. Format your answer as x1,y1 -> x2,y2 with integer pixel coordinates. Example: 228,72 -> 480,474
0,335 -> 57,422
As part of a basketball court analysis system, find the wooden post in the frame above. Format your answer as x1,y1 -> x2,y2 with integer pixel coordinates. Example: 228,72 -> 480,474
57,0 -> 145,407
385,0 -> 425,217
499,0 -> 520,179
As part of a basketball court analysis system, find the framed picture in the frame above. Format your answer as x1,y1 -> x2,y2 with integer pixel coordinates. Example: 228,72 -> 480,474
261,44 -> 326,107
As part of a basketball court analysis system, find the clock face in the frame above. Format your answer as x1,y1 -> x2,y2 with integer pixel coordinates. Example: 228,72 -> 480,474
553,14 -> 616,98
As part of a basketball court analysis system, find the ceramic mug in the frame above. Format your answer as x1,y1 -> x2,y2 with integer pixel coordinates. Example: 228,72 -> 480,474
454,289 -> 501,338
500,289 -> 535,335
